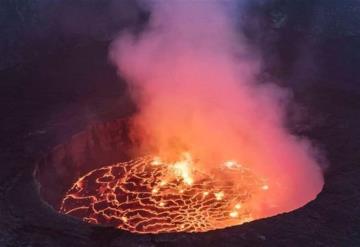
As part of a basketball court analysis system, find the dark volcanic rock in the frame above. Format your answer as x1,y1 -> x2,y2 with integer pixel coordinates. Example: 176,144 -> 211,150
0,0 -> 143,70
36,118 -> 134,209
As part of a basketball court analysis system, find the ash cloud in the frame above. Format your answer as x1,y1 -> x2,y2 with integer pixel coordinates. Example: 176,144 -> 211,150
110,0 -> 323,218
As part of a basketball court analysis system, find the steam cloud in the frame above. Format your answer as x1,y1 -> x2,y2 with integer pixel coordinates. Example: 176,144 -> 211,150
110,0 -> 324,218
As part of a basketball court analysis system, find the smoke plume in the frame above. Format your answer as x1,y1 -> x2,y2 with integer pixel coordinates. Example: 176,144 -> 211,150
110,0 -> 323,218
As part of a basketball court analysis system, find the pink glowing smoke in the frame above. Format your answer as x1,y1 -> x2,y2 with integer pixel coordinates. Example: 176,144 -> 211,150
110,1 -> 324,218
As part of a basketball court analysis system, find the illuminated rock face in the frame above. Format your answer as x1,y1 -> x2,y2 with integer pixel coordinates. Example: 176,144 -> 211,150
60,155 -> 264,233
36,119 -> 134,209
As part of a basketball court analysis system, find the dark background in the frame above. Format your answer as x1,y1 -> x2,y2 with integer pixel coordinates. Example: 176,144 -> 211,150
1,0 -> 360,246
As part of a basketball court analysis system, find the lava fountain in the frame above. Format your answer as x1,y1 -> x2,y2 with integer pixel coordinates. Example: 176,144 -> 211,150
58,0 -> 324,234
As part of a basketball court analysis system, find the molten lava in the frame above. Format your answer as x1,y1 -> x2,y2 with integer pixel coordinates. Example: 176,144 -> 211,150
60,153 -> 268,233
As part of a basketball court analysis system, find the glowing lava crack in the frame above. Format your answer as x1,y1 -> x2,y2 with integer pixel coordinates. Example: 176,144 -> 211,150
60,155 -> 266,233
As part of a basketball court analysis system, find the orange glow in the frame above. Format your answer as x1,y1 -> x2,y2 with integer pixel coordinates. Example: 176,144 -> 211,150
261,184 -> 270,191
214,191 -> 225,201
108,0 -> 324,226
171,152 -> 194,185
60,154 -> 265,233
60,0 -> 324,235
235,203 -> 242,209
224,160 -> 242,170
229,211 -> 239,218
